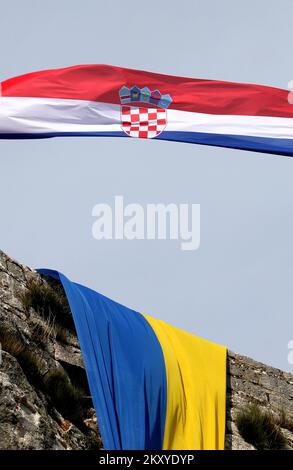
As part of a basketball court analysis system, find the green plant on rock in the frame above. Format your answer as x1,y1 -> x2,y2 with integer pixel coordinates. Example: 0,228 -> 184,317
18,349 -> 45,386
30,315 -> 56,345
276,408 -> 293,434
0,324 -> 24,358
43,368 -> 85,424
55,324 -> 69,344
20,279 -> 74,331
0,323 -> 44,386
236,403 -> 287,450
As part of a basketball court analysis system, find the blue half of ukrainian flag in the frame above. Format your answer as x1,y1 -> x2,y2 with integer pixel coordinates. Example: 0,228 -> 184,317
38,269 -> 227,450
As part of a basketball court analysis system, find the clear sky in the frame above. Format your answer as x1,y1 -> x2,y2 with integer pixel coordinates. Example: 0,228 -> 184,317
1,0 -> 293,371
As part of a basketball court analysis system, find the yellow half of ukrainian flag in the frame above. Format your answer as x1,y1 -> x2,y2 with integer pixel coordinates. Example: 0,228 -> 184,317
144,315 -> 227,450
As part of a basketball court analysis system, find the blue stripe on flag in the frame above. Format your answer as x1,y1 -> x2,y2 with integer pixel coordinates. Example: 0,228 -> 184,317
156,131 -> 293,157
37,269 -> 167,450
1,130 -> 293,156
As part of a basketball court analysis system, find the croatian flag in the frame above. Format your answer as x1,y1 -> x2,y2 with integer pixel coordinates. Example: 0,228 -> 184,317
1,64 -> 293,156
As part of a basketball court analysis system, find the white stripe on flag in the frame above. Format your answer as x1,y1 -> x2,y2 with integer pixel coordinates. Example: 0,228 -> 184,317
0,97 -> 121,134
1,97 -> 293,139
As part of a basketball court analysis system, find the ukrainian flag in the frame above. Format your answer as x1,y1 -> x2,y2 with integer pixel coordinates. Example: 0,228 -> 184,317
38,269 -> 227,450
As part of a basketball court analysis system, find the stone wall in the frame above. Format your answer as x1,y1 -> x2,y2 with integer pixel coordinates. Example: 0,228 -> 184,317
226,352 -> 293,449
0,249 -> 292,450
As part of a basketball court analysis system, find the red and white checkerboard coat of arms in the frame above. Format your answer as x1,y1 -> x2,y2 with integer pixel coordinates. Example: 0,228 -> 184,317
121,107 -> 167,139
119,86 -> 172,139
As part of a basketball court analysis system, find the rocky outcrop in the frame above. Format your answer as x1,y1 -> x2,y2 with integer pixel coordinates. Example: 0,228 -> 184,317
0,351 -> 98,450
0,249 -> 292,450
0,250 -> 101,450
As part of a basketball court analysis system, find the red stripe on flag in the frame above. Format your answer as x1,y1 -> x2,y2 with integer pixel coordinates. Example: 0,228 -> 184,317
1,64 -> 293,118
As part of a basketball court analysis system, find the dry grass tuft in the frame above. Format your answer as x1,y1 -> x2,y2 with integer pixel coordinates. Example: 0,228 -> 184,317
0,323 -> 44,386
236,403 -> 287,450
20,280 -> 74,331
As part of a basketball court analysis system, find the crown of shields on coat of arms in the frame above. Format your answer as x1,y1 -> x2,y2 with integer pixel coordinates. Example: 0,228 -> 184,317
119,86 -> 172,139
